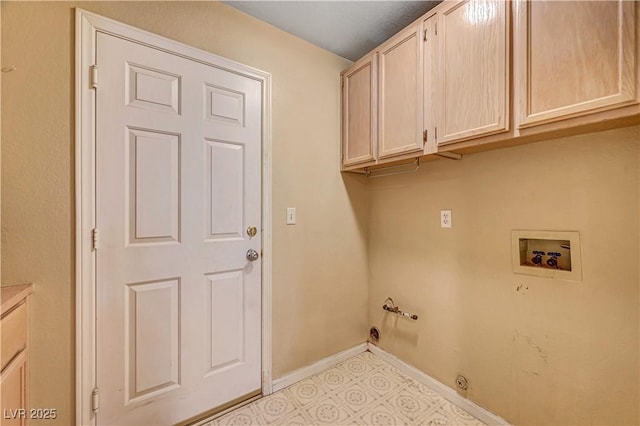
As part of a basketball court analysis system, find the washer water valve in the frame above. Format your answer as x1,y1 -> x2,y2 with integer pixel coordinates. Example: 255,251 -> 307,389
546,252 -> 561,268
531,250 -> 545,265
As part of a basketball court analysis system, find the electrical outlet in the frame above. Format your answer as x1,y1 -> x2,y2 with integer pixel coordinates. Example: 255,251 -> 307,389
286,207 -> 296,225
441,209 -> 452,228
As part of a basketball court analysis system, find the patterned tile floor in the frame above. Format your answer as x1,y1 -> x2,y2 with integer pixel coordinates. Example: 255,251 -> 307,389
206,351 -> 485,425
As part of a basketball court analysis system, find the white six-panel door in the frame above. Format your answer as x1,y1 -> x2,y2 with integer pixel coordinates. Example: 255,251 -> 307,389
95,32 -> 262,425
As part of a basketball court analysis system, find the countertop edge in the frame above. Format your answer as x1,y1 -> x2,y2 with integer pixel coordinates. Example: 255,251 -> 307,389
1,284 -> 34,316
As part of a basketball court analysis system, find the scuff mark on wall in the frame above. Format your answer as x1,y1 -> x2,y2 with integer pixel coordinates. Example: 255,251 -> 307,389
512,330 -> 550,376
525,335 -> 548,364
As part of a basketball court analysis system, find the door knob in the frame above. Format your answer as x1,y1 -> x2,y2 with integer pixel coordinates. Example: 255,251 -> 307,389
246,249 -> 259,262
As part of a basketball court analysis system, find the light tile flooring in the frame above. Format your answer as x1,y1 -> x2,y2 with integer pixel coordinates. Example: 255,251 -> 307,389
207,351 -> 485,426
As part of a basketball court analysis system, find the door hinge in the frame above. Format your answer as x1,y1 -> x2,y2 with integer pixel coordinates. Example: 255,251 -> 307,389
423,129 -> 428,144
91,388 -> 100,413
91,228 -> 99,251
90,65 -> 98,90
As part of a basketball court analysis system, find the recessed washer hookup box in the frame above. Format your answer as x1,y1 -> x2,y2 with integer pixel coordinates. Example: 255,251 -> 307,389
511,230 -> 582,281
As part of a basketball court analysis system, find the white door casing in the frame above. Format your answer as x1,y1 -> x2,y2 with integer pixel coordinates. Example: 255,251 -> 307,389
76,10 -> 273,425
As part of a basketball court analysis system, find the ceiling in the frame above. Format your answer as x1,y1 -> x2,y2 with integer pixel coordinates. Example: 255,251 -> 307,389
222,1 -> 441,61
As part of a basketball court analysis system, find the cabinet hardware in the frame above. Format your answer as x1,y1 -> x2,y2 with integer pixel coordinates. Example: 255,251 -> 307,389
90,65 -> 98,89
91,388 -> 100,413
91,228 -> 99,251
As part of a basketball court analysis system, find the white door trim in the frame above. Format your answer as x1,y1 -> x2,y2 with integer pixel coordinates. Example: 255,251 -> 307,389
75,9 -> 272,425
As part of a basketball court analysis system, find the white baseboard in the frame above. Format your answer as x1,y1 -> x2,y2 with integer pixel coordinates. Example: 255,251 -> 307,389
367,343 -> 510,426
271,343 -> 368,393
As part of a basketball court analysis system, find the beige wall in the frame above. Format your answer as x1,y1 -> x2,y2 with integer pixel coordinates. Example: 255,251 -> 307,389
0,3 -> 2,284
368,126 -> 640,425
4,2 -> 638,426
1,2 -> 368,424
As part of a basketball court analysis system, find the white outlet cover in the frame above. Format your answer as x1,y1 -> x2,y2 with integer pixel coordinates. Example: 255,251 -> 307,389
441,209 -> 452,228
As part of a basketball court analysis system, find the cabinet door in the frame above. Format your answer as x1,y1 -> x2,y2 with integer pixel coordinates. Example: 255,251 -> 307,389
342,53 -> 377,166
1,351 -> 27,426
436,0 -> 510,145
423,14 -> 437,154
516,0 -> 638,128
378,23 -> 424,159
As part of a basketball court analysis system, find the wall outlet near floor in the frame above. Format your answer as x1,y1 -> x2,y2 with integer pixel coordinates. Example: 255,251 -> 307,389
441,209 -> 452,228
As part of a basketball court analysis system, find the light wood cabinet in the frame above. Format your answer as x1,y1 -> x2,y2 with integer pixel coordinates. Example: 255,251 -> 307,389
341,0 -> 639,172
342,53 -> 377,167
1,352 -> 27,426
515,0 -> 638,128
434,0 -> 510,146
422,13 -> 437,155
1,285 -> 32,426
377,22 -> 424,159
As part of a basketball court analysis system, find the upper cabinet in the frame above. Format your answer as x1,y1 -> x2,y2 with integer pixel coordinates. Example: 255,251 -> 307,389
342,53 -> 377,167
341,0 -> 639,171
515,0 -> 638,128
434,0 -> 510,146
342,23 -> 427,170
377,23 -> 425,159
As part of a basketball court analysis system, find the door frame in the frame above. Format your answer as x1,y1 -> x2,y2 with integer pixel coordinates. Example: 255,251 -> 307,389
75,9 -> 273,425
